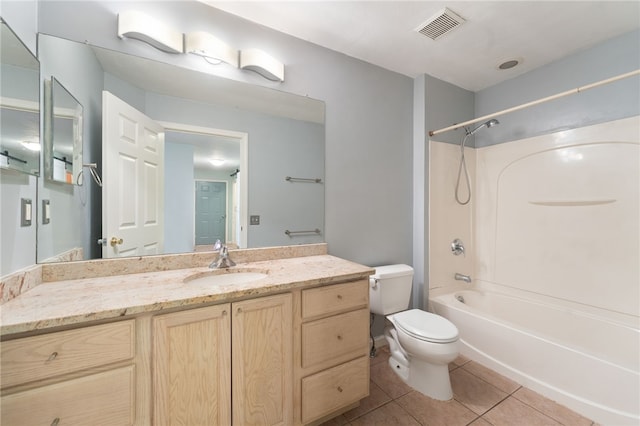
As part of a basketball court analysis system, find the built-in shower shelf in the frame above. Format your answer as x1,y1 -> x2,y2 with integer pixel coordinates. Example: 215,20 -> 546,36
528,199 -> 616,207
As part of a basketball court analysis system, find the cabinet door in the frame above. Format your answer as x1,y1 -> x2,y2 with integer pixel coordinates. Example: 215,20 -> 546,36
153,304 -> 231,425
232,293 -> 293,426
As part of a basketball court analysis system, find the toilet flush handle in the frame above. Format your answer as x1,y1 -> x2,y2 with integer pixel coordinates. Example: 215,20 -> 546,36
370,278 -> 379,289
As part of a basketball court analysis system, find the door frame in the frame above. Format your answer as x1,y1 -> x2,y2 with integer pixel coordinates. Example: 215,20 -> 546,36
159,121 -> 248,249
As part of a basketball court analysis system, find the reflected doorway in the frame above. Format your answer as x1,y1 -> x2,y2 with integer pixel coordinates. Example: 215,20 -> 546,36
161,121 -> 248,251
195,180 -> 227,246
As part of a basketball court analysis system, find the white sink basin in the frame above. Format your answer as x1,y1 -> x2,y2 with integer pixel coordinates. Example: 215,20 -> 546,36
185,269 -> 268,286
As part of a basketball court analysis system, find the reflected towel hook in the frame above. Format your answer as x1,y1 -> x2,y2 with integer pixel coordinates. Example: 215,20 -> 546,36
77,163 -> 103,187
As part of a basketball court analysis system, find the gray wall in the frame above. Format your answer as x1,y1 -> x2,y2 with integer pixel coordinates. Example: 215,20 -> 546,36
0,0 -> 38,55
37,34 -> 104,261
38,0 -> 414,266
164,141 -> 194,254
475,29 -> 640,147
0,2 -> 39,275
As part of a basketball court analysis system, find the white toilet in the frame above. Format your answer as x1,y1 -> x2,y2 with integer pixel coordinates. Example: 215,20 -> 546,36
370,264 -> 459,401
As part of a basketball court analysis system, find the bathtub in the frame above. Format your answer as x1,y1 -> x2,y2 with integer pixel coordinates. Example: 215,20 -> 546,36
431,288 -> 640,425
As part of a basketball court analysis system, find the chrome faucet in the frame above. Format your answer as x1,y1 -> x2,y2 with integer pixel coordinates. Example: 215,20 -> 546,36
209,240 -> 236,269
454,273 -> 471,283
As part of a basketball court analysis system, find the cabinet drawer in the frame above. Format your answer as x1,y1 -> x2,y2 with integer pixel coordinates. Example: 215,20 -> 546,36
1,365 -> 135,426
302,280 -> 368,319
1,320 -> 135,388
302,308 -> 369,368
301,356 -> 369,424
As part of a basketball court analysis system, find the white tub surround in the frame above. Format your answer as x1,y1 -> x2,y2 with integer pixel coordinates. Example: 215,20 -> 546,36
428,116 -> 640,425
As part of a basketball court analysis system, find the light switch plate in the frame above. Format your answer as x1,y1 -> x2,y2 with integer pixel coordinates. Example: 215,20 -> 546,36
42,199 -> 51,224
250,215 -> 260,225
21,198 -> 32,227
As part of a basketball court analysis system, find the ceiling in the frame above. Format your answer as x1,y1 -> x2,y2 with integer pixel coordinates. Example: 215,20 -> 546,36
166,130 -> 241,171
206,1 -> 640,92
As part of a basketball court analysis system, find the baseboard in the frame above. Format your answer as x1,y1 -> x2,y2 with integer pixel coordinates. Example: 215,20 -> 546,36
373,334 -> 388,348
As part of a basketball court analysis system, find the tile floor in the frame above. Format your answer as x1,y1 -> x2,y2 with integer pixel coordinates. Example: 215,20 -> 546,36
322,346 -> 596,426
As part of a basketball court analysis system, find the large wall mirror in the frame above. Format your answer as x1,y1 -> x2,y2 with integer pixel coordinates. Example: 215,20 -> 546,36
0,18 -> 40,278
33,34 -> 325,267
0,19 -> 40,175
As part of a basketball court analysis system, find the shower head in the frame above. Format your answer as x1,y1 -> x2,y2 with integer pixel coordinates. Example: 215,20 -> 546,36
467,119 -> 500,135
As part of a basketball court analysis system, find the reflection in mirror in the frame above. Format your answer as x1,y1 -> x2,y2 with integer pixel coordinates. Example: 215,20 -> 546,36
44,77 -> 83,184
33,35 -> 325,266
165,129 -> 243,254
0,19 -> 40,175
0,17 -> 40,278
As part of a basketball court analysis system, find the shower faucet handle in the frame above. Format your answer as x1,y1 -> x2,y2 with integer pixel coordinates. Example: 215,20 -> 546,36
451,239 -> 465,256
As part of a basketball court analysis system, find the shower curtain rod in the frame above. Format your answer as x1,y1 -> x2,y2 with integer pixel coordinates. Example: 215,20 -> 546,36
428,69 -> 640,137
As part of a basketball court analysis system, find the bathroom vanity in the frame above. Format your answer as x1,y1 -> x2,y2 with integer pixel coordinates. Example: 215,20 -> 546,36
0,244 -> 373,425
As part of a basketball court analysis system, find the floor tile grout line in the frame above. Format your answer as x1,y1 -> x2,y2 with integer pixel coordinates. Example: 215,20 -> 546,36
509,391 -> 575,426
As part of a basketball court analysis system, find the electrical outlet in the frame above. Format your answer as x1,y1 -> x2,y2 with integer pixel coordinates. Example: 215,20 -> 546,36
250,215 -> 260,225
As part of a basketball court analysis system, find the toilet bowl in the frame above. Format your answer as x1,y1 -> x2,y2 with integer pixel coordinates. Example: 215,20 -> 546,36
370,265 -> 459,401
385,309 -> 459,400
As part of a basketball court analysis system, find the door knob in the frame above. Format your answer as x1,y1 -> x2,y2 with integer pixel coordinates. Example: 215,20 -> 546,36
110,237 -> 124,247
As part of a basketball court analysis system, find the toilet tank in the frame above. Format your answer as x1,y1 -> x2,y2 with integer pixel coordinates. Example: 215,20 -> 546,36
369,264 -> 414,315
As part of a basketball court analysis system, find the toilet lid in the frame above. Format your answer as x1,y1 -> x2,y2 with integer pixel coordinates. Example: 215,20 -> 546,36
393,309 -> 459,343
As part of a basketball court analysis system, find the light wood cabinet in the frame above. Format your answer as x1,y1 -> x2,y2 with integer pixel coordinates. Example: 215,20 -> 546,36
2,366 -> 135,426
232,294 -> 293,426
296,279 -> 370,425
153,293 -> 293,426
152,304 -> 232,425
1,276 -> 368,426
301,357 -> 369,422
1,320 -> 136,426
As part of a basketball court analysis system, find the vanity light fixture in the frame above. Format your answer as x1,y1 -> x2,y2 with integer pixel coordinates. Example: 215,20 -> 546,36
117,10 -> 183,54
210,158 -> 226,166
185,31 -> 238,67
240,48 -> 285,82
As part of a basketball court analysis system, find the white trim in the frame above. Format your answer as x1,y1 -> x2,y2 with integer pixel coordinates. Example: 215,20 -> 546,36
0,96 -> 39,112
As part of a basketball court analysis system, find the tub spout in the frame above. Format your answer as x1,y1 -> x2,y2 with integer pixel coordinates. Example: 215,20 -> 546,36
455,273 -> 471,283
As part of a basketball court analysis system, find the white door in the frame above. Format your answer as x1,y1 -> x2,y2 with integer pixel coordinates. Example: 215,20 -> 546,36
102,91 -> 164,258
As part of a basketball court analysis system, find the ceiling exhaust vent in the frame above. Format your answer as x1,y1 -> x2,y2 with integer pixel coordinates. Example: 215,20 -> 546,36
416,8 -> 466,40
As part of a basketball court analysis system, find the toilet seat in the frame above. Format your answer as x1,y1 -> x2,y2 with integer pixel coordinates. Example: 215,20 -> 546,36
393,309 -> 458,343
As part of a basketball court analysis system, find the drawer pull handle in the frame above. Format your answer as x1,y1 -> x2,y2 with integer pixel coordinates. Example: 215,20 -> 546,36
47,352 -> 58,362
337,294 -> 343,300
222,310 -> 227,316
51,418 -> 60,426
337,335 -> 343,340
337,386 -> 343,393
237,307 -> 242,314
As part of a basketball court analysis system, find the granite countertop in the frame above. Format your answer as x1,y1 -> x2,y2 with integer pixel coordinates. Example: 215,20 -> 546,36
0,254 -> 373,337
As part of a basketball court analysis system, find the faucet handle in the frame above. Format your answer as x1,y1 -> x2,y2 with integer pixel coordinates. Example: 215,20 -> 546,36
451,239 -> 465,256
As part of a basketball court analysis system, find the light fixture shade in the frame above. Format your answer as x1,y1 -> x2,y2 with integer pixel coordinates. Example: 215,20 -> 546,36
117,10 -> 183,54
240,48 -> 285,82
185,31 -> 238,67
